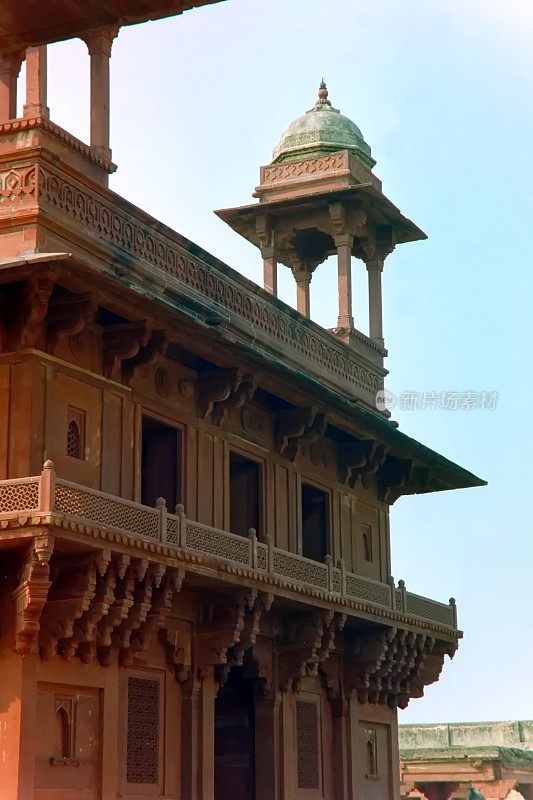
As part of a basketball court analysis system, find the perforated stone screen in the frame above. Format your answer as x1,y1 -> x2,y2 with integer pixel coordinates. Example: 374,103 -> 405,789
126,676 -> 159,785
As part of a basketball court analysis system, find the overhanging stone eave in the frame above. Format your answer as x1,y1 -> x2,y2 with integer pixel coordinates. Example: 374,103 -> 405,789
0,246 -> 484,496
0,0 -> 226,54
215,183 -> 427,246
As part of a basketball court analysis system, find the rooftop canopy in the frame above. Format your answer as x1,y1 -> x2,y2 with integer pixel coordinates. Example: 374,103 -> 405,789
272,80 -> 375,168
0,0 -> 224,53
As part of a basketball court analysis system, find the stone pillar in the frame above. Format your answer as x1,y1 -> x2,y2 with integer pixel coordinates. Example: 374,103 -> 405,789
334,233 -> 355,330
23,46 -> 49,119
331,699 -> 350,800
366,257 -> 384,346
82,26 -> 119,162
262,246 -> 278,296
0,51 -> 23,123
293,269 -> 312,317
198,668 -> 216,800
255,695 -> 281,800
181,677 -> 201,800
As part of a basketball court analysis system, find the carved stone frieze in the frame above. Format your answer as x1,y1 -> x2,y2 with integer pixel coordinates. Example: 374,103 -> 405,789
275,406 -> 327,462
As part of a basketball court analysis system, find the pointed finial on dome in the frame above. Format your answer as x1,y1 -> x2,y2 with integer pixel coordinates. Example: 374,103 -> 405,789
316,78 -> 331,106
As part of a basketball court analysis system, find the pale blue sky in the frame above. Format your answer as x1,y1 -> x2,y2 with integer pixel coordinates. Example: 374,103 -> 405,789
38,0 -> 532,722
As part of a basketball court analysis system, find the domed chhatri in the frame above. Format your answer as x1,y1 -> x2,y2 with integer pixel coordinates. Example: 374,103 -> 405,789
272,80 -> 375,168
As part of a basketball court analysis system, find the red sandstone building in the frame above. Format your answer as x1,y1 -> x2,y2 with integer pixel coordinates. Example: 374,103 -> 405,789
0,3 -> 485,799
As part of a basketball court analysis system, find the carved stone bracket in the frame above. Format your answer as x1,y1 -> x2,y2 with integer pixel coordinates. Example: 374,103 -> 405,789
102,320 -> 149,381
226,591 -> 273,672
346,627 -> 455,709
197,367 -> 255,423
277,610 -> 334,692
122,328 -> 167,386
12,535 -> 55,655
47,292 -> 94,353
275,406 -> 327,462
250,635 -> 277,700
12,273 -> 56,349
195,594 -> 247,674
39,552 -> 103,659
339,440 -> 387,487
377,459 -> 431,504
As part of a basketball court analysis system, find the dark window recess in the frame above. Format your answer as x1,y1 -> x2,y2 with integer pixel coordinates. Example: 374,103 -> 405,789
141,417 -> 181,511
301,483 -> 330,562
362,523 -> 373,562
229,453 -> 261,537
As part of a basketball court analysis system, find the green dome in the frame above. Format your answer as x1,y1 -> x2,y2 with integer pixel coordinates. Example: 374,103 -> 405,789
272,81 -> 375,168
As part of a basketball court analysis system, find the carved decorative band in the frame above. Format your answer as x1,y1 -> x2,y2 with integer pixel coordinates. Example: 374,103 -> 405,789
261,152 -> 348,185
0,165 -> 36,206
37,166 -> 383,399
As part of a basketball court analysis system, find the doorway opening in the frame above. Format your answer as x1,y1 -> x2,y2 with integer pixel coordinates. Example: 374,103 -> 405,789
215,666 -> 255,800
301,482 -> 330,562
141,416 -> 181,511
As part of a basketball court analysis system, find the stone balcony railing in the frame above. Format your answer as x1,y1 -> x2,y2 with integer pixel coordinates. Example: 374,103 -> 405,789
0,463 -> 458,632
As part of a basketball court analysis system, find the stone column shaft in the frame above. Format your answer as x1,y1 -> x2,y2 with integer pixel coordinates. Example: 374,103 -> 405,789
83,27 -> 118,161
335,233 -> 355,330
367,258 -> 384,346
0,52 -> 22,123
262,247 -> 278,296
23,46 -> 49,118
294,269 -> 312,317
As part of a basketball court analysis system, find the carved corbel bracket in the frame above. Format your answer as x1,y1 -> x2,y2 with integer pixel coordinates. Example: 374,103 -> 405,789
277,611 -> 333,692
211,372 -> 256,426
344,627 -> 396,701
339,440 -> 387,487
256,213 -> 274,254
12,535 -> 55,655
377,459 -> 413,503
250,635 -> 277,700
47,292 -> 94,353
12,273 -> 56,349
226,591 -> 273,670
195,594 -> 247,673
160,620 -> 192,683
122,329 -> 167,386
197,367 -> 244,420
102,320 -> 149,381
40,552 -> 105,659
377,459 -> 431,504
275,406 -> 327,461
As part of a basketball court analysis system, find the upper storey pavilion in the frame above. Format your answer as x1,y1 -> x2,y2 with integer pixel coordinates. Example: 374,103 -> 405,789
217,80 -> 425,353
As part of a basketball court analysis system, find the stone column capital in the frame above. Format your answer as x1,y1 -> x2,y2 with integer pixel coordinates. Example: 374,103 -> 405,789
334,232 -> 354,249
81,25 -> 120,57
292,268 -> 312,286
0,50 -> 24,76
366,257 -> 384,272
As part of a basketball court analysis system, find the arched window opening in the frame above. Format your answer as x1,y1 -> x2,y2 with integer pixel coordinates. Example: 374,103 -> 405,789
364,728 -> 377,779
66,419 -> 81,459
56,705 -> 71,759
362,524 -> 373,562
